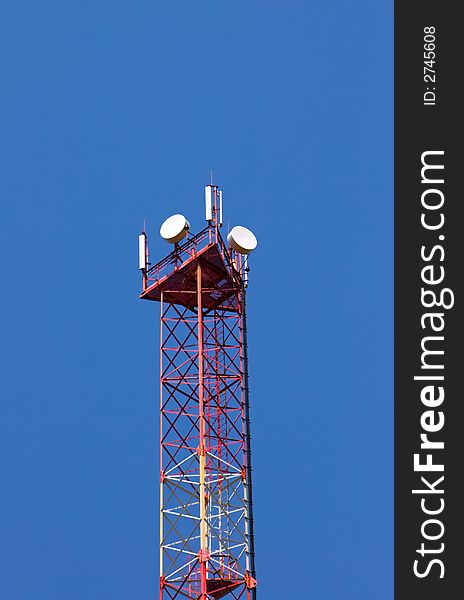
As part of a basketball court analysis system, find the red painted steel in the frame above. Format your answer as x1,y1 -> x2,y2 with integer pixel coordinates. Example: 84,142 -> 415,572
140,188 -> 257,600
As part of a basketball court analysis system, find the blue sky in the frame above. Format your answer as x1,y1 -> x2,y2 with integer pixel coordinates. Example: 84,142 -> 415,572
0,2 -> 392,598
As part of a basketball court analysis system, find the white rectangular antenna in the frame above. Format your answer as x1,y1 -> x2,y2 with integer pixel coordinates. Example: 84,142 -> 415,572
138,233 -> 147,270
219,190 -> 223,226
205,185 -> 212,221
243,255 -> 249,287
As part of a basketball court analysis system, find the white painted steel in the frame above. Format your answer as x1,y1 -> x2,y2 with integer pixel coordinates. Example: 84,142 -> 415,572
219,190 -> 223,226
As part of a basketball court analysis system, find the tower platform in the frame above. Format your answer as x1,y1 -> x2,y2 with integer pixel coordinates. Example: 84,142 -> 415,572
140,228 -> 243,311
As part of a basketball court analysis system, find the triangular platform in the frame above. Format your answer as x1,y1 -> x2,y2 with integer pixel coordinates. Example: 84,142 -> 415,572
140,242 -> 242,312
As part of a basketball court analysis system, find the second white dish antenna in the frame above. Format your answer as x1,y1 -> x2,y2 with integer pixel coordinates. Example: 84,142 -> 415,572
227,226 -> 258,254
160,214 -> 190,243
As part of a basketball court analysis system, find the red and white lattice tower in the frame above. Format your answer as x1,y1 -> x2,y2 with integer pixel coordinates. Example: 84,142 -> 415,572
139,185 -> 258,600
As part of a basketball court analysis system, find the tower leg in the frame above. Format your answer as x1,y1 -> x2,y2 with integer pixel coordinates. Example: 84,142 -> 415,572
197,262 -> 208,600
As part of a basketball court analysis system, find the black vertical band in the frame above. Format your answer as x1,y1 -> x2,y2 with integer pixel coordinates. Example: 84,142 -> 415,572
395,4 -> 462,598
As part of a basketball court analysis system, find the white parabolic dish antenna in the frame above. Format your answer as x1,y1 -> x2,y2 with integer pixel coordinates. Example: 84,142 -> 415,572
160,214 -> 190,243
227,226 -> 258,254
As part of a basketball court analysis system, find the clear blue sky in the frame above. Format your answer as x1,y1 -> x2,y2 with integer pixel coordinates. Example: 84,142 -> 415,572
0,2 -> 392,598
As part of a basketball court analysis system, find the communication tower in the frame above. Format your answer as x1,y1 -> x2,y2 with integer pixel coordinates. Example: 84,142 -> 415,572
139,185 -> 258,600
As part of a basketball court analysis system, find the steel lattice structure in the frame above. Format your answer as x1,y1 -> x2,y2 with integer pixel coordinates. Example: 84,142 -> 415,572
139,186 -> 257,600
